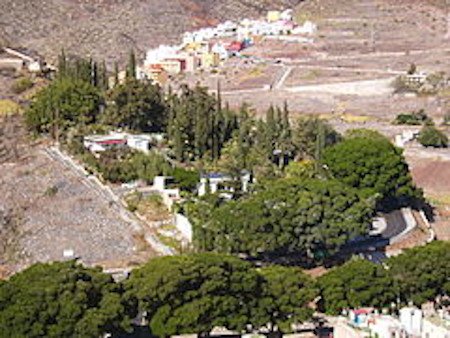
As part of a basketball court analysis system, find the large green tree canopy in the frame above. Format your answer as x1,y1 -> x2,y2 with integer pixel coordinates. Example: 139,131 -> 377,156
25,77 -> 101,135
124,253 -> 261,337
102,78 -> 166,133
318,259 -> 397,315
322,132 -> 421,208
387,241 -> 450,306
193,178 -> 374,262
0,261 -> 136,338
254,265 -> 317,332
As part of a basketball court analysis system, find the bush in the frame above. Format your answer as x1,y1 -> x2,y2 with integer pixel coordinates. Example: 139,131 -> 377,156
11,77 -> 33,94
417,126 -> 448,148
394,109 -> 433,126
170,167 -> 199,192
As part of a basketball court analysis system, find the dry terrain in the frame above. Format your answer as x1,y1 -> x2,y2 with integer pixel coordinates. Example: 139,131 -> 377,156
0,0 -> 301,65
0,115 -> 158,277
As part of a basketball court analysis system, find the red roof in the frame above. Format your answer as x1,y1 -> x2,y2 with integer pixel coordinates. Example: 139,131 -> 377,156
353,308 -> 374,315
97,139 -> 127,145
227,41 -> 244,52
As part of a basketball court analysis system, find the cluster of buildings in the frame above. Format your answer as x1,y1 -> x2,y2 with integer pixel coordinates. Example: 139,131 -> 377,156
137,9 -> 317,84
340,306 -> 450,338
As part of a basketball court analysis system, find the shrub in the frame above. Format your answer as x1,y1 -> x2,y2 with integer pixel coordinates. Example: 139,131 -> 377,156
417,126 -> 448,148
11,77 -> 33,94
394,109 -> 433,126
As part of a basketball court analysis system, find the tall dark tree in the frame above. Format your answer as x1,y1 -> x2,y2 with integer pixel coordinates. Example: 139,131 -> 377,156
126,50 -> 137,80
102,78 -> 166,132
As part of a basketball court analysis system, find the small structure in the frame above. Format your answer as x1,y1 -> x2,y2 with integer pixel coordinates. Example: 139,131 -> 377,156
399,306 -> 423,336
394,130 -> 419,148
267,10 -> 281,23
83,132 -> 154,154
201,52 -> 220,69
152,176 -> 181,210
405,72 -> 427,85
198,171 -> 252,197
292,21 -> 317,35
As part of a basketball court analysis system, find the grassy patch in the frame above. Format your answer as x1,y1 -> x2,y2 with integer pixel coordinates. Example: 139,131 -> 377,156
340,113 -> 372,123
156,233 -> 181,252
0,100 -> 21,115
427,194 -> 450,208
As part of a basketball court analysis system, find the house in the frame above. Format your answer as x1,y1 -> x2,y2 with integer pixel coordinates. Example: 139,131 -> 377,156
211,43 -> 229,60
267,10 -> 281,22
83,133 -> 153,154
226,41 -> 244,54
400,307 -> 423,336
198,171 -> 252,197
422,314 -> 450,338
292,21 -> 317,35
145,64 -> 169,85
201,52 -> 220,69
159,59 -> 184,74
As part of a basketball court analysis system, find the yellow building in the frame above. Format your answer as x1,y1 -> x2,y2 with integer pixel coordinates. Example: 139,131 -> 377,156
201,52 -> 220,69
267,11 -> 281,22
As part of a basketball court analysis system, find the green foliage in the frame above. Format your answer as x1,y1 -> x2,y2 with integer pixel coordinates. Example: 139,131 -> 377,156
394,109 -> 433,126
11,77 -> 33,94
124,253 -> 261,337
387,241 -> 450,305
171,167 -> 200,192
292,116 -> 341,160
254,266 -> 317,332
194,178 -> 374,262
0,261 -> 136,338
318,259 -> 397,315
90,149 -> 172,184
417,126 -> 448,148
102,78 -> 166,133
167,85 -> 238,162
25,77 -> 101,135
323,132 -> 421,208
284,160 -> 320,180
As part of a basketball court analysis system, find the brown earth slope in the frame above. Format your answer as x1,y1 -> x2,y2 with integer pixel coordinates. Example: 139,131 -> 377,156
0,0 -> 302,65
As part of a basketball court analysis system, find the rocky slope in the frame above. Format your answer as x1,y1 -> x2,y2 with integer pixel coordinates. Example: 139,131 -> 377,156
0,0 -> 302,65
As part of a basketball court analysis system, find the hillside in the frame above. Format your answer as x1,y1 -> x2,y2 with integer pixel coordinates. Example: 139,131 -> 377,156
0,0 -> 301,65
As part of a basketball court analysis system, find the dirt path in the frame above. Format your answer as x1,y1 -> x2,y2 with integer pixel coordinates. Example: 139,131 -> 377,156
284,77 -> 395,96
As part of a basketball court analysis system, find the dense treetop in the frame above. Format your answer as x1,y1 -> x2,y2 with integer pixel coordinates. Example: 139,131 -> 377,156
318,259 -> 397,315
192,177 -> 374,263
254,265 -> 317,332
387,241 -> 450,306
323,132 -> 422,208
0,261 -> 136,338
124,253 -> 261,337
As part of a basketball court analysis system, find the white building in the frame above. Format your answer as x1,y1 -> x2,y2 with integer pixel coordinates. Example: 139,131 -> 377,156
198,172 -> 252,197
421,313 -> 450,338
400,307 -> 423,336
83,132 -> 154,154
292,21 -> 317,35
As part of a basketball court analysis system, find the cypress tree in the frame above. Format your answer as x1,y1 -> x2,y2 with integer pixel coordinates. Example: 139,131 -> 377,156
58,49 -> 67,78
114,62 -> 119,87
126,50 -> 137,80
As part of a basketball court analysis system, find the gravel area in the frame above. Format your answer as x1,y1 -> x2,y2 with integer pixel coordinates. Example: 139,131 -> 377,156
0,143 -> 146,272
